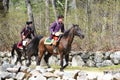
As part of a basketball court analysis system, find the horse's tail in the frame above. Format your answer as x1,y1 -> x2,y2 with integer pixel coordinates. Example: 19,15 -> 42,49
11,43 -> 16,58
33,35 -> 43,49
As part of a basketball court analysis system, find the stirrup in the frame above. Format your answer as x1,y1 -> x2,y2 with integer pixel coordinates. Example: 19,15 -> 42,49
53,48 -> 57,53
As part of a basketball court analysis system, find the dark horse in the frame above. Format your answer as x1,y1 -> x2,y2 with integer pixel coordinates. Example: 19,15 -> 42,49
11,35 -> 43,66
37,24 -> 84,71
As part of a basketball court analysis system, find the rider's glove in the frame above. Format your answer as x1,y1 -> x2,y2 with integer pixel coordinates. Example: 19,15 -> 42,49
52,32 -> 55,35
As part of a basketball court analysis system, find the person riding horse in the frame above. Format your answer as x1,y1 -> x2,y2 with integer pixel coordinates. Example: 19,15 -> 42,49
49,15 -> 65,53
17,21 -> 35,50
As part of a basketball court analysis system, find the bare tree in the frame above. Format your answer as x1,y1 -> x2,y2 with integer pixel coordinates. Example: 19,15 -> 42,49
45,0 -> 50,35
73,0 -> 78,24
0,0 -> 9,16
25,0 -> 36,35
64,0 -> 68,26
51,0 -> 57,22
3,0 -> 9,13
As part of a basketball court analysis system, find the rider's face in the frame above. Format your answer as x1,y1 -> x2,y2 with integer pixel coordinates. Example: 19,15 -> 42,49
29,23 -> 33,27
58,18 -> 63,23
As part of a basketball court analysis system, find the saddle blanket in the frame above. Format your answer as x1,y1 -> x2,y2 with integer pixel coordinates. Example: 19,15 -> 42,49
44,38 -> 54,45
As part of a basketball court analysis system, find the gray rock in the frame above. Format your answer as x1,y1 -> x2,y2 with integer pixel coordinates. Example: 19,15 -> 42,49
94,52 -> 104,63
15,72 -> 25,80
102,60 -> 114,67
46,68 -> 55,73
96,63 -> 103,67
54,70 -> 64,77
1,61 -> 12,71
43,72 -> 58,78
110,51 -> 120,64
49,56 -> 58,65
86,73 -> 97,80
62,70 -> 80,79
20,66 -> 29,72
102,74 -> 113,80
35,66 -> 47,73
5,52 -> 11,57
77,71 -> 87,80
0,72 -> 13,79
30,70 -> 41,76
0,52 -> 5,57
113,73 -> 120,80
72,55 -> 85,67
86,59 -> 95,67
81,52 -> 90,62
104,51 -> 111,60
29,74 -> 46,80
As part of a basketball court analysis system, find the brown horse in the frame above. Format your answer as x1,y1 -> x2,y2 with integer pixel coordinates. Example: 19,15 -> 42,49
37,24 -> 84,71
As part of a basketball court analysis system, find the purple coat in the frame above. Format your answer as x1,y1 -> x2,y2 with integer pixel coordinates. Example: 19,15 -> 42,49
50,21 -> 65,33
49,21 -> 65,39
21,26 -> 35,39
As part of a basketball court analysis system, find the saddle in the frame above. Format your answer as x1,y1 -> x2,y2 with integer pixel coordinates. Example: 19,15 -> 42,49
17,38 -> 31,49
44,32 -> 63,45
17,41 -> 23,49
44,38 -> 54,45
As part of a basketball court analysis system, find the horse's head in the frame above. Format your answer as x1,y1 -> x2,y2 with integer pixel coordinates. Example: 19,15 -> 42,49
73,24 -> 84,39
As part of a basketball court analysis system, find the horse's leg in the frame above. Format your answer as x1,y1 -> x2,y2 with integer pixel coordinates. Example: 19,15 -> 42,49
15,53 -> 22,65
26,56 -> 31,67
44,53 -> 52,68
63,54 -> 69,69
37,50 -> 45,65
19,54 -> 23,65
60,53 -> 64,71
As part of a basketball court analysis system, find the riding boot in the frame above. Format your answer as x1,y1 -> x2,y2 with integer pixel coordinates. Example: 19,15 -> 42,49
53,41 -> 57,53
23,46 -> 26,57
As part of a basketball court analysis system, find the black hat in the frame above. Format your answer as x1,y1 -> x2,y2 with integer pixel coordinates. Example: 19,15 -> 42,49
26,21 -> 32,25
57,15 -> 64,19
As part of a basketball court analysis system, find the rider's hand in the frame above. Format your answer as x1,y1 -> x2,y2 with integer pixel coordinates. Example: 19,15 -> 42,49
52,32 -> 55,35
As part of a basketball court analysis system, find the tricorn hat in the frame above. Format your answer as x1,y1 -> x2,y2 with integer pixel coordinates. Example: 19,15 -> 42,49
26,21 -> 32,25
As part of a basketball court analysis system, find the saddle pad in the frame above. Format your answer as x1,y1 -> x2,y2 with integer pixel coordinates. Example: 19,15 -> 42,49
44,38 -> 54,45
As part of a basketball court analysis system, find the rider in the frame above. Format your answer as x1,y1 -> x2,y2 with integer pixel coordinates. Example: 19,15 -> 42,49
49,15 -> 65,53
17,21 -> 35,49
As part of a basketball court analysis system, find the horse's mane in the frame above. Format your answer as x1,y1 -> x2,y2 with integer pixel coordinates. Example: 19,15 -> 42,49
63,27 -> 72,38
27,35 -> 43,53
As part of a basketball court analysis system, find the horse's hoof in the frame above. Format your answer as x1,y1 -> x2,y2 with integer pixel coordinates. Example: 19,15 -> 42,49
26,64 -> 30,67
60,68 -> 64,72
48,66 -> 51,68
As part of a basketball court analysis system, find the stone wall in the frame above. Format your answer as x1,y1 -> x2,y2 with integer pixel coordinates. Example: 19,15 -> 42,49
49,51 -> 120,67
0,51 -> 120,80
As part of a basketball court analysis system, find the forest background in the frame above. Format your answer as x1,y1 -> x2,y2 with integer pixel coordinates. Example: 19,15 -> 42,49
0,0 -> 120,51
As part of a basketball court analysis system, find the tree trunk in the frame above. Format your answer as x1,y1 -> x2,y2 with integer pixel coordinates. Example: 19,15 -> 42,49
73,0 -> 78,24
45,0 -> 50,35
0,0 -> 9,16
51,0 -> 57,22
86,0 -> 92,50
64,0 -> 68,27
3,0 -> 9,13
25,0 -> 36,35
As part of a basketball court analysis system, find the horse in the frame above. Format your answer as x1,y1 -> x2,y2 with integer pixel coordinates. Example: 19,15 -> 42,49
11,35 -> 43,66
37,24 -> 84,71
